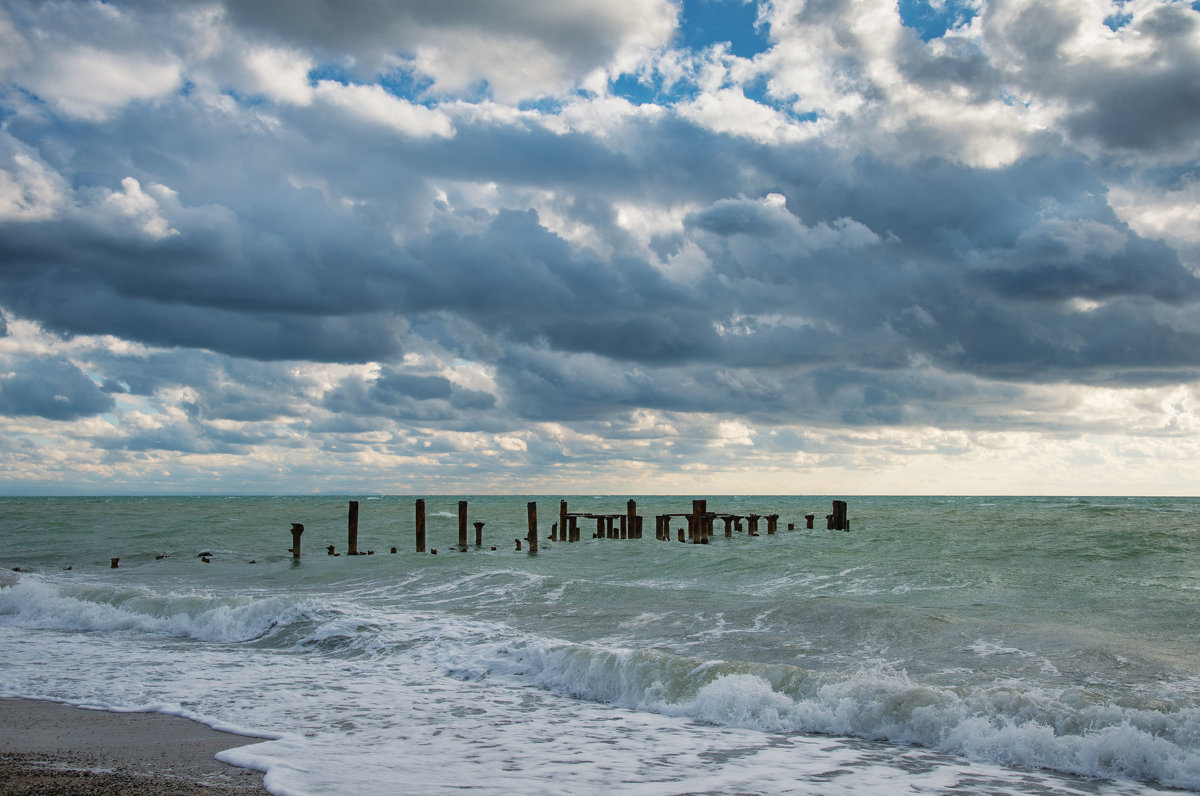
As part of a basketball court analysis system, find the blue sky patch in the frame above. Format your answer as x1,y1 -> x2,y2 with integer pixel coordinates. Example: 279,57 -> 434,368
679,0 -> 768,58
897,0 -> 979,41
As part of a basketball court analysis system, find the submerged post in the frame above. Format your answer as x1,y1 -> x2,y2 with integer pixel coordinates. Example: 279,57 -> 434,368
415,499 -> 426,552
627,500 -> 636,540
527,501 -> 539,553
559,500 -> 568,542
473,521 -> 485,547
691,499 -> 706,544
458,500 -> 468,548
348,500 -> 360,555
805,513 -> 815,529
290,523 -> 304,558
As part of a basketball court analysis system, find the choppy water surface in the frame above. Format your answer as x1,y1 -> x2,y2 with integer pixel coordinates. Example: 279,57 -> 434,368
2,495 -> 1198,794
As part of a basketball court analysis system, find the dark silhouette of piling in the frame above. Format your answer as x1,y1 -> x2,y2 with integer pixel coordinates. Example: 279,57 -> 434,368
290,523 -> 304,558
348,501 -> 359,555
474,521 -> 485,547
110,558 -> 119,569
526,501 -> 539,552
458,500 -> 468,548
767,514 -> 779,534
805,513 -> 815,529
559,500 -> 568,543
415,499 -> 426,553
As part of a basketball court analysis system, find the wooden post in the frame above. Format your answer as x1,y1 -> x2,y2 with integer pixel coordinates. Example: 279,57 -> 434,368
559,500 -> 568,543
458,500 -> 468,548
747,514 -> 760,535
606,516 -> 615,539
596,516 -> 604,539
415,499 -> 426,552
805,513 -> 814,529
635,516 -> 643,539
473,521 -> 485,547
619,514 -> 628,539
627,500 -> 636,540
767,514 -> 779,535
348,500 -> 360,555
723,516 -> 733,537
111,557 -> 119,568
527,501 -> 539,552
691,500 -> 706,544
677,527 -> 685,542
290,522 -> 304,558
569,516 -> 579,542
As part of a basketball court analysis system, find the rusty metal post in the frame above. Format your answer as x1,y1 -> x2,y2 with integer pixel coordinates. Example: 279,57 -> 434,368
458,500 -> 468,548
415,500 -> 426,552
290,522 -> 304,558
691,500 -> 706,544
527,501 -> 539,552
348,501 -> 360,555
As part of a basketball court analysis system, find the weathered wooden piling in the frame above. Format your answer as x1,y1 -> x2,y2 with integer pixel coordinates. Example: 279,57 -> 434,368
111,557 -> 119,568
723,516 -> 734,537
290,522 -> 304,558
748,514 -> 760,536
560,501 -> 568,542
691,500 -> 706,544
767,514 -> 779,534
627,501 -> 636,540
415,499 -> 426,552
348,501 -> 360,556
473,521 -> 485,547
569,516 -> 579,542
527,501 -> 539,552
805,513 -> 815,529
458,500 -> 468,548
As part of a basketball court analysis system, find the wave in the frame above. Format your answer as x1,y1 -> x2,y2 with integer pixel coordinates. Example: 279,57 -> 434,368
0,576 -> 324,644
434,635 -> 1200,791
6,575 -> 1199,791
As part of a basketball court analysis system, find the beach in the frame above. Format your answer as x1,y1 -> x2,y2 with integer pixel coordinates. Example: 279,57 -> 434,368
0,698 -> 267,795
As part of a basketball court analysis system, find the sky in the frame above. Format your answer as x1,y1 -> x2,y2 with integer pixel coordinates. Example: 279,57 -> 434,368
1,0 -> 1199,496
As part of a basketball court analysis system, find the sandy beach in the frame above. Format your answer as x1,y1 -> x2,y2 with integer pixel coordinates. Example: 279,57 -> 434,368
0,698 -> 268,795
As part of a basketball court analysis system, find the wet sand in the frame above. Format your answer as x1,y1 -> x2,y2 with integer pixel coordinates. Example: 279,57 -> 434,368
0,697 -> 268,795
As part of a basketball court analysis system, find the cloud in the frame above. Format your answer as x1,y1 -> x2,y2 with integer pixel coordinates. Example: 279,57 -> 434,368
0,0 -> 1198,494
0,355 -> 114,420
222,0 -> 678,100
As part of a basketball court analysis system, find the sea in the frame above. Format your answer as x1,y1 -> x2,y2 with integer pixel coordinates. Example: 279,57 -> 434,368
1,495 -> 1198,795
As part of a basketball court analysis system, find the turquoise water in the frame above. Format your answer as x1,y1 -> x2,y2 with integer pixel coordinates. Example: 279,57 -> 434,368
1,495 -> 1198,794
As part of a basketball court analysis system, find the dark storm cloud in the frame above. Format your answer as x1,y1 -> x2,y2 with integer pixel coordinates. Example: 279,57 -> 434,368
0,355 -> 115,420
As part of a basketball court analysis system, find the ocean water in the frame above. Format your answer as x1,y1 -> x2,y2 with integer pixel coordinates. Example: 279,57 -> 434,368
1,495 -> 1198,795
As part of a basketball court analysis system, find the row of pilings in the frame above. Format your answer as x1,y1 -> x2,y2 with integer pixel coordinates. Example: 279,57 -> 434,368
285,498 -> 851,559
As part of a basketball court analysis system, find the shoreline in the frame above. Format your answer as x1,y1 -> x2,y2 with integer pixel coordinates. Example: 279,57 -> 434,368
0,697 -> 269,795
